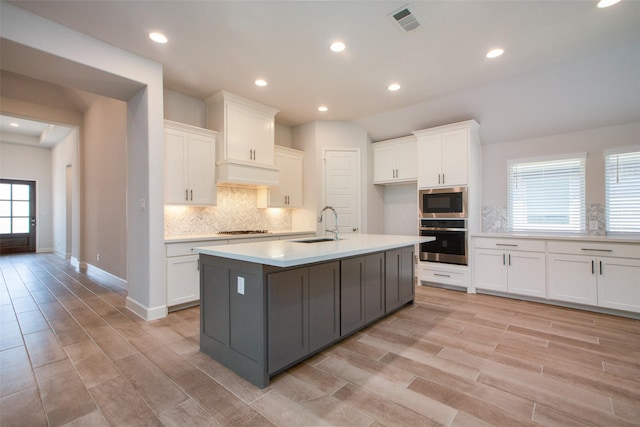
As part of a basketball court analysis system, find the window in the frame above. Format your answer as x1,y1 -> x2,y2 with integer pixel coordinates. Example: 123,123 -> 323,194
0,181 -> 32,234
508,155 -> 586,232
605,148 -> 640,235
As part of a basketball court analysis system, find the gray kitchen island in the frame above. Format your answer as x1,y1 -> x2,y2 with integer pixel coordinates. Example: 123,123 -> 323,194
196,234 -> 434,388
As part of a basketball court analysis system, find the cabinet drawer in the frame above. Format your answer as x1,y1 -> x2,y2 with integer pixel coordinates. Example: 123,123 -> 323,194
166,240 -> 228,257
418,262 -> 469,288
547,241 -> 640,259
473,237 -> 546,253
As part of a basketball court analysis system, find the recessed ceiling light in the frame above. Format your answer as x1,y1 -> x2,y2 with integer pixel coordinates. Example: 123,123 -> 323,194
318,106 -> 328,112
486,48 -> 504,59
9,122 -> 19,127
255,79 -> 268,87
149,32 -> 168,44
388,83 -> 401,91
330,41 -> 346,53
597,0 -> 621,7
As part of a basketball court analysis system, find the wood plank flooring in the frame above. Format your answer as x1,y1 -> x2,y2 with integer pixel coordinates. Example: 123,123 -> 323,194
1,253 -> 639,426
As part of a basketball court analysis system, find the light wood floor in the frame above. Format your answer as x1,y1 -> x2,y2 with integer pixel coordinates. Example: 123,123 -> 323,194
1,253 -> 639,426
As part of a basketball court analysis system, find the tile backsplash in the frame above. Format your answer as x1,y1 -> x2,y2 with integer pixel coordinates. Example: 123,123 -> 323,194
481,204 -> 606,235
165,186 -> 292,237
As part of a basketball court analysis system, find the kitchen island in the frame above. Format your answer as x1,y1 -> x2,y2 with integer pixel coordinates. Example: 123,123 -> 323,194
196,234 -> 434,388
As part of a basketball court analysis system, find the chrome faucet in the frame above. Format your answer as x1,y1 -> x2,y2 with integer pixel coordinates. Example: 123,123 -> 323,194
318,205 -> 339,241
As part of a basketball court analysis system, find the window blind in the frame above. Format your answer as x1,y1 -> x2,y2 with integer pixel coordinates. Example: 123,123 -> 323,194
605,149 -> 640,234
508,156 -> 585,232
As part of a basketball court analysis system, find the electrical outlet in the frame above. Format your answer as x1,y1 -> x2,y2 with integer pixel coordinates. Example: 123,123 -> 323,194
237,276 -> 245,295
96,253 -> 100,261
589,220 -> 599,231
495,220 -> 501,229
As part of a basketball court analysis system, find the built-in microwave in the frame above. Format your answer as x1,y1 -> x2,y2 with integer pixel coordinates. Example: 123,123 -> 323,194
419,187 -> 467,218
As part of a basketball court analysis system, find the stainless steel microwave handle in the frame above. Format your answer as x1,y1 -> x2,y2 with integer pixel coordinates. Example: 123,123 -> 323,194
420,227 -> 468,232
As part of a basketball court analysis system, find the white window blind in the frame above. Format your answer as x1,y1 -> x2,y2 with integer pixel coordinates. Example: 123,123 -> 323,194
605,149 -> 640,234
508,156 -> 585,232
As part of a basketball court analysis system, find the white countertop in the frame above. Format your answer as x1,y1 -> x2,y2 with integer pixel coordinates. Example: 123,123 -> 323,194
196,234 -> 434,267
165,230 -> 315,244
471,232 -> 640,244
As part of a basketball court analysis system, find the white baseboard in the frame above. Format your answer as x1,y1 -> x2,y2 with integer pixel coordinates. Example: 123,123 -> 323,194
37,247 -> 54,253
125,296 -> 168,321
84,264 -> 128,290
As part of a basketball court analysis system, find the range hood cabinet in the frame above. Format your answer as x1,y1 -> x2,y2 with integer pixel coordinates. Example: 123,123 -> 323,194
206,91 -> 280,188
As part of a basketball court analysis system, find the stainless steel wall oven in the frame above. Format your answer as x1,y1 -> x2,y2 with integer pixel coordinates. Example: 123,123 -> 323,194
419,218 -> 468,265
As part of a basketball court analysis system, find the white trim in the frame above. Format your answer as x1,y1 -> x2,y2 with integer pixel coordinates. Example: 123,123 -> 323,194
604,145 -> 640,156
125,296 -> 168,321
84,263 -> 128,290
36,247 -> 53,253
507,152 -> 587,166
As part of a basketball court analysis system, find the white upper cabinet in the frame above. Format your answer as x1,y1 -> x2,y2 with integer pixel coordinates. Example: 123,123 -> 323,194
205,91 -> 282,189
164,120 -> 217,206
413,120 -> 480,188
257,146 -> 304,208
373,135 -> 417,184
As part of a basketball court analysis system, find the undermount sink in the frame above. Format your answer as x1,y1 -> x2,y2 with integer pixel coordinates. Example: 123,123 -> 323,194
293,237 -> 340,243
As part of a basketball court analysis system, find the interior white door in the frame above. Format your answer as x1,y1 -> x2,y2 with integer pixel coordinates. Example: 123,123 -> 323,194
324,150 -> 360,235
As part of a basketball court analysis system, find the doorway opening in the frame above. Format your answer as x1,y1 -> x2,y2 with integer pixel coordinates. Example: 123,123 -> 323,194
0,179 -> 37,254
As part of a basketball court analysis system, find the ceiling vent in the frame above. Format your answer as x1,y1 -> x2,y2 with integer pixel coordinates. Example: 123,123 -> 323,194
389,5 -> 421,32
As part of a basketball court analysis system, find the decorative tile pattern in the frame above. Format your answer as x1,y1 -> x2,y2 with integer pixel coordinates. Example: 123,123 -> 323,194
482,204 -> 607,235
164,187 -> 292,237
482,205 -> 509,232
587,203 -> 606,236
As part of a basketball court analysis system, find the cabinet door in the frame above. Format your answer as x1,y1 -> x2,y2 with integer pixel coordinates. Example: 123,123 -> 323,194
286,152 -> 304,207
225,102 -> 253,162
268,268 -> 308,374
597,257 -> 640,313
251,110 -> 275,165
308,262 -> 340,352
187,133 -> 216,205
440,129 -> 468,186
373,144 -> 396,183
547,254 -> 597,305
365,252 -> 385,322
166,255 -> 200,306
473,249 -> 508,292
507,251 -> 546,298
395,142 -> 417,181
417,134 -> 442,187
400,246 -> 416,304
385,249 -> 402,313
267,150 -> 287,207
164,128 -> 188,204
340,256 -> 365,336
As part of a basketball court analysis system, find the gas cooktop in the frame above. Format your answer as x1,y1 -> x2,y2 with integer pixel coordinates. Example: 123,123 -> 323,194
217,230 -> 269,235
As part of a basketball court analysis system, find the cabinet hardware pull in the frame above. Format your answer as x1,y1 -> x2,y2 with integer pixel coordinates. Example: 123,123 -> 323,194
581,248 -> 613,252
600,260 -> 603,275
438,174 -> 441,184
503,253 -> 506,265
442,173 -> 445,184
591,260 -> 595,274
197,259 -> 200,271
185,189 -> 189,201
508,254 -> 511,266
496,243 -> 518,247
190,189 -> 193,201
434,273 -> 451,277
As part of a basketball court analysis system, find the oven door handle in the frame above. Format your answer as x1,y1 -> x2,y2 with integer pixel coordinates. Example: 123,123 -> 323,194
420,227 -> 467,232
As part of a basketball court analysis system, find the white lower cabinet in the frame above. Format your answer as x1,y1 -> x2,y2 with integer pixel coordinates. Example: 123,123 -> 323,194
597,257 -> 640,312
547,253 -> 598,305
166,240 -> 229,309
418,261 -> 469,290
472,237 -> 546,298
547,241 -> 640,312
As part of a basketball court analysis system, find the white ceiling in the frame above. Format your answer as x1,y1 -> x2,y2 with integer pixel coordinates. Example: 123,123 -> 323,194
0,114 -> 75,148
3,0 -> 640,143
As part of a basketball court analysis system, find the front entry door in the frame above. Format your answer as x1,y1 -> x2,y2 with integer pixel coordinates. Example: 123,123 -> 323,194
0,179 -> 36,254
324,150 -> 360,235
